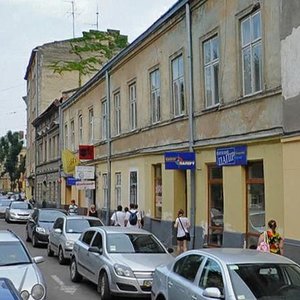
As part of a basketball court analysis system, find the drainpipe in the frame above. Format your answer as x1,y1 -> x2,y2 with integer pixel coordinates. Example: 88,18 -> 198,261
186,3 -> 196,249
58,101 -> 63,208
106,71 -> 112,225
34,49 -> 39,203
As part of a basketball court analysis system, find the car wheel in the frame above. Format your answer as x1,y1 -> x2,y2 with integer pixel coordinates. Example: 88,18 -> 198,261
5,216 -> 10,223
47,244 -> 54,257
97,271 -> 111,300
70,258 -> 82,282
58,247 -> 67,265
26,230 -> 31,242
32,234 -> 39,248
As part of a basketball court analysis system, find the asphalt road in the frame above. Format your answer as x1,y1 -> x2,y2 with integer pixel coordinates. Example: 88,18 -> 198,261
0,219 -> 146,300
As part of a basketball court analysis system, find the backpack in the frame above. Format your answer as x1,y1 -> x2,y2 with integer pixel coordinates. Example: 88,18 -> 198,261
129,211 -> 138,225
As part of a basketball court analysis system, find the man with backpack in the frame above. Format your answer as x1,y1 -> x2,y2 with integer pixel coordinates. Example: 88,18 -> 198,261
124,203 -> 141,228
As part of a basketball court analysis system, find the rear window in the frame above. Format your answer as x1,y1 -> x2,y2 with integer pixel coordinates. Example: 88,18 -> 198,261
228,263 -> 300,299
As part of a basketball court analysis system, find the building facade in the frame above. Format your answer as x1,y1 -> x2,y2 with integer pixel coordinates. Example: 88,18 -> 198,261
56,0 -> 299,261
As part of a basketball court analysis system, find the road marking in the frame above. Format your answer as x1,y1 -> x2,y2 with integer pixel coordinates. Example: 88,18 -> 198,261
51,275 -> 77,295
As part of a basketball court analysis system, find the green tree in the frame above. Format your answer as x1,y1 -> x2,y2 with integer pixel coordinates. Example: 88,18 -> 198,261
0,131 -> 24,191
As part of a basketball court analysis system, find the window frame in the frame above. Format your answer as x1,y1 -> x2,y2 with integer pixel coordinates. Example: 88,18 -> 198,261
70,119 -> 75,150
150,68 -> 161,124
78,114 -> 83,145
103,173 -> 108,209
129,170 -> 138,205
114,92 -> 121,136
88,107 -> 94,144
115,172 -> 121,207
153,164 -> 162,219
102,99 -> 108,140
129,82 -> 137,130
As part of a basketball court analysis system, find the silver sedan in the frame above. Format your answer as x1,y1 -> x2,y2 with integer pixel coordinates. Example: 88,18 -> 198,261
151,248 -> 300,300
5,201 -> 34,223
70,226 -> 175,299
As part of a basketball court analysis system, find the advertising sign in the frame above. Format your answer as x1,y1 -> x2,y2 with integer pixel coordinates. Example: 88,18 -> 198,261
75,166 -> 95,180
164,152 -> 196,170
66,176 -> 79,186
75,180 -> 95,190
216,145 -> 247,166
79,145 -> 94,160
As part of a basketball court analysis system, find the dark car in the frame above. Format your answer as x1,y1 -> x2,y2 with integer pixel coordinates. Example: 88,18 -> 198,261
0,278 -> 22,300
26,208 -> 68,247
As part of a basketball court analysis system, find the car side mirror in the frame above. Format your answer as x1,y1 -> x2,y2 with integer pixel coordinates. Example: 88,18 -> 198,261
33,256 -> 45,264
202,287 -> 222,299
167,248 -> 174,254
88,246 -> 103,255
54,228 -> 62,234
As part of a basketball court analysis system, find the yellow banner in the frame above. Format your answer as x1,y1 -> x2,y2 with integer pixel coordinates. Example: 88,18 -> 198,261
62,149 -> 80,174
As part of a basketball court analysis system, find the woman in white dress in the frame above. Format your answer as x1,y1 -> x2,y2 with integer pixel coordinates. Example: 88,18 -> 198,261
174,209 -> 190,254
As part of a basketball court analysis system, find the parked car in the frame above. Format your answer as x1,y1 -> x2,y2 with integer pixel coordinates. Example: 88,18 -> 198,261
48,215 -> 103,264
5,201 -> 34,223
25,208 -> 68,247
0,199 -> 13,218
0,229 -> 47,300
0,277 -> 22,300
70,226 -> 175,299
151,248 -> 300,300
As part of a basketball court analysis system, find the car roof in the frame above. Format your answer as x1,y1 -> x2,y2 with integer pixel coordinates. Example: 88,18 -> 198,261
0,230 -> 20,242
85,226 -> 151,234
185,248 -> 297,265
36,208 -> 67,213
63,215 -> 102,220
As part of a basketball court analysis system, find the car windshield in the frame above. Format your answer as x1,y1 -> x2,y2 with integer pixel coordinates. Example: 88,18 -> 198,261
39,210 -> 66,222
106,233 -> 166,254
10,202 -> 32,210
66,219 -> 102,233
0,241 -> 31,266
228,263 -> 300,300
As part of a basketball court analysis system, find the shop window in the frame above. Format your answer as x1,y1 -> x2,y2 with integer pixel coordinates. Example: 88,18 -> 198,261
246,161 -> 265,248
153,164 -> 162,219
208,165 -> 223,247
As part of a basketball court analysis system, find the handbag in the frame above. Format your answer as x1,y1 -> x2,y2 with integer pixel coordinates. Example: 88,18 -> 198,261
178,217 -> 191,241
257,231 -> 270,252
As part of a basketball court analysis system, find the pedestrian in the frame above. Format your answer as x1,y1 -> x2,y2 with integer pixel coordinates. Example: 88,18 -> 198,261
87,204 -> 98,218
134,204 -> 144,227
68,199 -> 78,215
257,219 -> 284,255
174,209 -> 190,254
124,203 -> 141,228
111,205 -> 126,227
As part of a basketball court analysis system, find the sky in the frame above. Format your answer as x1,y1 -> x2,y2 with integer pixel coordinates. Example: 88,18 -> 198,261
0,0 -> 177,138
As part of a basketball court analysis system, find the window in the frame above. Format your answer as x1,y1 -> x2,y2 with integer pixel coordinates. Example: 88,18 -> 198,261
115,172 -> 121,207
129,171 -> 137,204
246,161 -> 265,247
82,230 -> 95,245
114,92 -> 121,135
153,164 -> 162,219
208,165 -> 223,247
70,120 -> 75,150
199,258 -> 224,295
171,55 -> 185,116
203,36 -> 219,107
78,114 -> 83,144
91,232 -> 103,249
241,11 -> 262,96
102,99 -> 107,140
88,108 -> 94,143
65,124 -> 69,149
103,173 -> 108,209
150,69 -> 161,123
129,83 -> 137,130
173,255 -> 204,282
44,140 -> 47,162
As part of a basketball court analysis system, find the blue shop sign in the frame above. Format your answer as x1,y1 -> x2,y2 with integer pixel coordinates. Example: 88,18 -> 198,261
165,152 -> 196,170
66,176 -> 79,186
216,145 -> 247,166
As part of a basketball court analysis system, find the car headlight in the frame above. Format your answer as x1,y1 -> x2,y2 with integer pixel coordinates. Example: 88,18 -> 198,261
31,284 -> 45,300
65,240 -> 74,248
114,264 -> 134,277
36,227 -> 46,234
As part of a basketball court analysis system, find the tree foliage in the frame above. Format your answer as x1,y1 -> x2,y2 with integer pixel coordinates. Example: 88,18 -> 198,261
48,30 -> 128,86
0,131 -> 24,191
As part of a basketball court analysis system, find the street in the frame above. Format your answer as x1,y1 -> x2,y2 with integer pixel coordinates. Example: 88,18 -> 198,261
0,219 -> 145,300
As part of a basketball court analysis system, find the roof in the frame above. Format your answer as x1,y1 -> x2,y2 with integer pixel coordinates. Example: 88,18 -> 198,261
86,226 -> 150,234
61,0 -> 187,110
186,248 -> 297,265
0,230 -> 20,242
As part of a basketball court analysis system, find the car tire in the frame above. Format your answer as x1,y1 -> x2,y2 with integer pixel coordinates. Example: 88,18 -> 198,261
32,234 -> 39,248
70,258 -> 82,282
26,230 -> 31,242
5,216 -> 10,223
47,244 -> 54,257
58,247 -> 67,265
97,271 -> 111,300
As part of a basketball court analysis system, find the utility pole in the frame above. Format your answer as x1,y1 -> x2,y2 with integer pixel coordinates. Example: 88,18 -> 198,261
65,0 -> 76,38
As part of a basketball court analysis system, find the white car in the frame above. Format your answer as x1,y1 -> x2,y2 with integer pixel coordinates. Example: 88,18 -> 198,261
5,201 -> 34,223
47,215 -> 103,264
